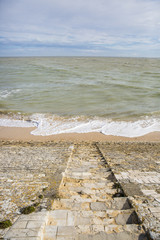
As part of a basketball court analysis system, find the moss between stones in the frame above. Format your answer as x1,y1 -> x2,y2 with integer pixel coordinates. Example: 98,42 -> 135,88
112,182 -> 126,198
38,194 -> 43,199
113,182 -> 121,190
0,220 -> 12,229
33,202 -> 40,207
20,206 -> 35,214
51,192 -> 60,199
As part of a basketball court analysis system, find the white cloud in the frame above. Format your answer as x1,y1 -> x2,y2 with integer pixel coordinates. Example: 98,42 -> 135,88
0,0 -> 160,56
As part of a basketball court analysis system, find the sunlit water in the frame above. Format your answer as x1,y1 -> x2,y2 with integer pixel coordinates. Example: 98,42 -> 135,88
0,57 -> 160,137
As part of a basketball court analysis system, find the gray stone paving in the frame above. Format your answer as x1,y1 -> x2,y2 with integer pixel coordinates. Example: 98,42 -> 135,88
98,142 -> 160,240
2,142 -> 160,239
0,141 -> 72,238
4,211 -> 48,239
42,144 -> 147,239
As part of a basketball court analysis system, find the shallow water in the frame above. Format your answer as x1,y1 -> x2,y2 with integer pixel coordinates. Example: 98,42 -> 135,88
0,57 -> 160,137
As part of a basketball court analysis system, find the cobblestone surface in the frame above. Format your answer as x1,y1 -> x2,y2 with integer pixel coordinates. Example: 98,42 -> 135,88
98,142 -> 160,240
1,142 -> 160,239
0,141 -> 72,238
42,143 -> 147,239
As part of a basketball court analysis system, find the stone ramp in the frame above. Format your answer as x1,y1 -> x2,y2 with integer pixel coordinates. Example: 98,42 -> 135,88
43,144 -> 148,240
97,142 -> 160,240
3,143 -> 149,239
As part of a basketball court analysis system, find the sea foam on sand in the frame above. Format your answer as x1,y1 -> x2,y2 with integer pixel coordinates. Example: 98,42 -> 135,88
0,118 -> 35,128
0,114 -> 159,138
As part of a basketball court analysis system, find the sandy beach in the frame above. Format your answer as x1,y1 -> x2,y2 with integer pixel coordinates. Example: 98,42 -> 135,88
0,126 -> 160,142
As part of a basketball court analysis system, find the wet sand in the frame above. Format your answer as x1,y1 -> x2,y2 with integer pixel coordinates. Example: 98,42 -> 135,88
0,126 -> 160,142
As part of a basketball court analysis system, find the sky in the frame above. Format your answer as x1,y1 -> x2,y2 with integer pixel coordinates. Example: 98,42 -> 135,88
0,0 -> 160,57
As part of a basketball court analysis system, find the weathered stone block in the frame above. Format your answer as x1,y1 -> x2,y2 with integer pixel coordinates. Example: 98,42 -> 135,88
67,211 -> 76,226
43,225 -> 57,240
90,202 -> 106,211
76,217 -> 91,225
57,226 -> 77,236
50,210 -> 68,219
26,221 -> 44,229
92,224 -> 104,233
4,228 -> 42,238
11,220 -> 28,229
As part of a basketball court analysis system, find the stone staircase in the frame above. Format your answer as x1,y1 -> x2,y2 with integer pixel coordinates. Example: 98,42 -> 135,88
43,144 -> 148,240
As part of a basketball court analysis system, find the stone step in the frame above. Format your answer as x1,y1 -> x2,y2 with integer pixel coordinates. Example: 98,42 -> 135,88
81,181 -> 114,189
62,173 -> 111,180
47,209 -> 139,227
2,143 -> 151,240
43,224 -> 147,240
3,211 -> 49,240
77,224 -> 144,234
52,198 -> 96,210
52,197 -> 132,211
77,231 -> 148,240
43,144 -> 147,239
59,186 -> 117,197
107,197 -> 132,210
61,177 -> 114,185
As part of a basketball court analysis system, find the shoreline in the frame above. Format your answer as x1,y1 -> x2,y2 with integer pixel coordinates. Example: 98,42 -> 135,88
0,126 -> 160,142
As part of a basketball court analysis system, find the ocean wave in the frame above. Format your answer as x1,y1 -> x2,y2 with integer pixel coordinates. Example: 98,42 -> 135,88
30,115 -> 160,137
0,89 -> 21,99
0,113 -> 160,137
0,118 -> 35,128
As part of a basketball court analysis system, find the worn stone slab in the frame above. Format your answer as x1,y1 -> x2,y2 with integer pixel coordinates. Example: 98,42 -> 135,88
152,212 -> 160,219
92,224 -> 105,233
11,220 -> 28,229
67,211 -> 76,226
81,211 -> 94,218
90,202 -> 107,211
6,238 -> 41,240
110,197 -> 131,210
4,211 -> 49,239
57,226 -> 77,236
75,217 -> 91,225
76,225 -> 91,234
49,210 -> 68,219
4,228 -> 42,238
149,207 -> 160,213
43,225 -> 57,239
18,212 -> 49,221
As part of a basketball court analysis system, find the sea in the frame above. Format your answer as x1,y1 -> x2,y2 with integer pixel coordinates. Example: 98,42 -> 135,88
0,57 -> 160,137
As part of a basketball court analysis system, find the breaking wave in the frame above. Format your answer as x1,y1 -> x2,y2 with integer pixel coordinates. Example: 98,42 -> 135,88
0,89 -> 21,100
0,113 -> 159,138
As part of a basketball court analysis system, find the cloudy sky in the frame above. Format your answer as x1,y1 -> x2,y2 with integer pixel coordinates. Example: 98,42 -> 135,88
0,0 -> 160,57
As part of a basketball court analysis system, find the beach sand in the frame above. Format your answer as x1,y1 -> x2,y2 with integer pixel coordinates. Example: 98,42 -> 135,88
0,126 -> 160,142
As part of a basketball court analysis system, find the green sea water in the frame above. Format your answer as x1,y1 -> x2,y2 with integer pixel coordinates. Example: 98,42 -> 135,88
0,57 -> 160,136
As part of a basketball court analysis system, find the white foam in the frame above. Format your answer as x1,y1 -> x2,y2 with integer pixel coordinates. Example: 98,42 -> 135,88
101,118 -> 160,137
30,114 -> 160,137
0,118 -> 35,128
0,113 -> 159,137
0,89 -> 21,99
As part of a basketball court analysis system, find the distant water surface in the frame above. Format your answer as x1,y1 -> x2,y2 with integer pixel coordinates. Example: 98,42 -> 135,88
0,57 -> 160,137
